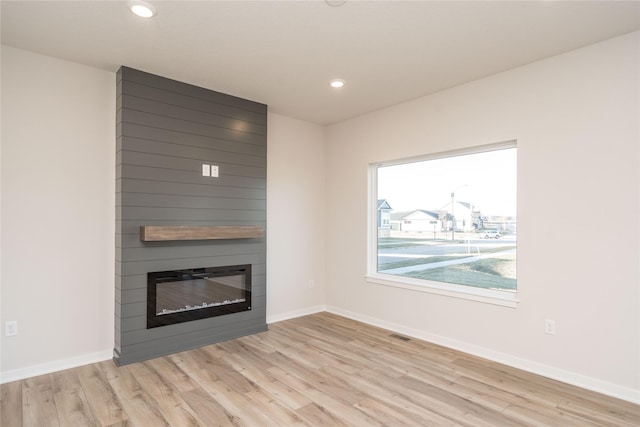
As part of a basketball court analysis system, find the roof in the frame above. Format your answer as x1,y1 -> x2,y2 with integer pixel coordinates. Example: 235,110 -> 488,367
377,199 -> 392,210
438,200 -> 478,211
390,210 -> 439,221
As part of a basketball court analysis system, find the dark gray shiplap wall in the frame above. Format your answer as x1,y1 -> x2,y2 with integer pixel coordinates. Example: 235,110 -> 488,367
115,67 -> 267,365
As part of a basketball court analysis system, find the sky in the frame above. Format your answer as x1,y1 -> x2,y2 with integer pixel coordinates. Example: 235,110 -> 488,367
377,147 -> 517,216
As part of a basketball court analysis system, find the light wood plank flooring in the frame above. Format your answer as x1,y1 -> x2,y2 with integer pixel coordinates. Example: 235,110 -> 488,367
2,312 -> 639,426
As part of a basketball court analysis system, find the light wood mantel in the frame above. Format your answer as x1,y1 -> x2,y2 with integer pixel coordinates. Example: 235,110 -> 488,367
140,225 -> 264,242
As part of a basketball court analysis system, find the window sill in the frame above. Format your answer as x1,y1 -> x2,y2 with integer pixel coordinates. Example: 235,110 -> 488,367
366,273 -> 519,308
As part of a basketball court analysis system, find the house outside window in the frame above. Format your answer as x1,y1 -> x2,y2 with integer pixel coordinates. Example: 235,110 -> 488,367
377,199 -> 393,236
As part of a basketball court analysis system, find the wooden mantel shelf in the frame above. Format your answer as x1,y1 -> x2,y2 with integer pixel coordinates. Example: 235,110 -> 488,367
140,226 -> 264,242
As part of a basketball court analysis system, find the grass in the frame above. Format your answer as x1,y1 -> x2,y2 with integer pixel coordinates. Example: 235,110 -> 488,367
465,255 -> 516,279
377,236 -> 517,291
403,255 -> 517,291
378,246 -> 516,270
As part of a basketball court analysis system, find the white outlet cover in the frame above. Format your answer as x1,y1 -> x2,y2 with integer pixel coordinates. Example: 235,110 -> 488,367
5,321 -> 18,337
544,319 -> 556,335
211,165 -> 219,177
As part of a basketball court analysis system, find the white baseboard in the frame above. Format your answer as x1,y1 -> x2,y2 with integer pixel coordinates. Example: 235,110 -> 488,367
0,349 -> 113,384
325,305 -> 640,404
267,305 -> 327,324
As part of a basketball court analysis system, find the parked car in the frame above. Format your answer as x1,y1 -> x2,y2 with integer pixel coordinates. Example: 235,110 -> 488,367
483,231 -> 501,239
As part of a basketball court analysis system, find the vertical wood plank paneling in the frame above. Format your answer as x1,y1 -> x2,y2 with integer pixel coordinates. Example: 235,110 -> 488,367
115,66 -> 267,365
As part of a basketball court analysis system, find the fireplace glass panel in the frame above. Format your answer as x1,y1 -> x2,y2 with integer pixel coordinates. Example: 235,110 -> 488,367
147,265 -> 251,328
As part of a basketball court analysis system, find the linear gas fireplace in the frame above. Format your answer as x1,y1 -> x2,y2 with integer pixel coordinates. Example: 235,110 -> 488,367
147,264 -> 251,329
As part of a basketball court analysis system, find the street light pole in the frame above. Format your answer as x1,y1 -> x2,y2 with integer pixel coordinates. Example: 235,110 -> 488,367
450,184 -> 468,241
451,191 -> 455,241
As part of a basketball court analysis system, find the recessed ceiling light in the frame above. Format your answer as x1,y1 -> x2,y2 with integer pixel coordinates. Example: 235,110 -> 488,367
128,1 -> 156,18
330,79 -> 345,88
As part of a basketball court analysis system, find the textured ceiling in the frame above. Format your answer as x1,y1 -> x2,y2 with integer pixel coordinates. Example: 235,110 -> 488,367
2,1 -> 639,125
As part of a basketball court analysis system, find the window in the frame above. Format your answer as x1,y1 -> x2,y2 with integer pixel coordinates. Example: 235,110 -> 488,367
368,142 -> 517,305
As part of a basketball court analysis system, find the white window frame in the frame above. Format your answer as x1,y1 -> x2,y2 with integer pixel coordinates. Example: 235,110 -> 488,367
366,141 -> 519,308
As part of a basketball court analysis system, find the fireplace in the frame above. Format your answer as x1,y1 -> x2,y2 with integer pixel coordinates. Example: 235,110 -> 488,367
147,264 -> 252,329
115,67 -> 267,365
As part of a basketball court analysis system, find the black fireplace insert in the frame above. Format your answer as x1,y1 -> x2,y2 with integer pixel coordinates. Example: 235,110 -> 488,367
147,264 -> 251,329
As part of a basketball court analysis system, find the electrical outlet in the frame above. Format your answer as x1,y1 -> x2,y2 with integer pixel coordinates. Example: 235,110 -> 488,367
5,321 -> 18,337
308,279 -> 314,289
544,319 -> 556,335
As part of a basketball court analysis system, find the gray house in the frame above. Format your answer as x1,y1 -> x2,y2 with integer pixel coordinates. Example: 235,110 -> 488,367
377,199 -> 392,229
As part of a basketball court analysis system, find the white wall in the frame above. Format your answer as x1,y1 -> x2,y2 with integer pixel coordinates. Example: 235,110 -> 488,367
1,46 -> 116,380
325,32 -> 640,402
266,113 -> 326,322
